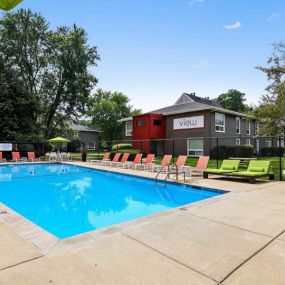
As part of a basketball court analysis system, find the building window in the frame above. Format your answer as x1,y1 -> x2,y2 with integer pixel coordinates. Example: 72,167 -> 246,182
153,119 -> 162,126
255,121 -> 260,136
246,139 -> 251,146
87,142 -> 95,150
137,119 -> 146,126
215,113 -> 225,133
256,140 -> 260,153
236,138 -> 241,146
125,121 -> 133,136
265,141 -> 272,147
246,120 -> 250,135
236,117 -> 240,134
187,139 -> 204,156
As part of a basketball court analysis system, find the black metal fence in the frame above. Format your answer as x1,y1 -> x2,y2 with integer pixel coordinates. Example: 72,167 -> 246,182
0,136 -> 284,181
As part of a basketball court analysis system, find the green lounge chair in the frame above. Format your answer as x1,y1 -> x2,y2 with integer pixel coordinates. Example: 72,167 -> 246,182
231,160 -> 272,184
203,160 -> 240,178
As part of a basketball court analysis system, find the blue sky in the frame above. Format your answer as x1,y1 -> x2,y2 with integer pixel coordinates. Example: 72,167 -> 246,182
7,0 -> 285,112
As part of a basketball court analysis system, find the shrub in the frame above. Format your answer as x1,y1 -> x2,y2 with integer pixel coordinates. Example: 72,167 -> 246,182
260,147 -> 285,157
112,143 -> 132,151
211,145 -> 254,159
67,139 -> 81,152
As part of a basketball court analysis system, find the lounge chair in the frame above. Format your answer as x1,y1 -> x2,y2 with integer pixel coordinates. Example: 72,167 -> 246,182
12,152 -> 27,163
0,152 -> 6,163
91,152 -> 110,165
111,153 -> 129,167
136,154 -> 155,170
187,156 -> 210,177
27,152 -> 40,162
173,155 -> 188,173
150,155 -> 172,172
203,160 -> 240,178
231,160 -> 271,184
104,153 -> 121,166
123,153 -> 143,169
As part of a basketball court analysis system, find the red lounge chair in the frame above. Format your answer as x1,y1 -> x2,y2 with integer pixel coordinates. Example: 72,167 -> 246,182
0,152 -> 6,163
90,152 -> 110,165
12,152 -> 26,163
27,152 -> 40,162
104,153 -> 121,166
123,153 -> 143,169
151,155 -> 172,172
188,156 -> 210,176
112,153 -> 129,167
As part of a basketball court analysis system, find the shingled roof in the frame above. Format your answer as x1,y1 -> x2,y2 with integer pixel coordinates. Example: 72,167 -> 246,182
70,124 -> 100,132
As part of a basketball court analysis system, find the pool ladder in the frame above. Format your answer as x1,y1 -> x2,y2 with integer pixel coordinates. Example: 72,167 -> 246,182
155,164 -> 186,184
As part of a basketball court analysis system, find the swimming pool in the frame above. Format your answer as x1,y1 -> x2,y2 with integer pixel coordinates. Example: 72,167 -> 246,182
0,163 -> 224,239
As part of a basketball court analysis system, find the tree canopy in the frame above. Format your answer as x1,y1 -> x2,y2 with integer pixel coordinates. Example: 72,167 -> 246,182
0,9 -> 99,139
88,89 -> 141,141
215,89 -> 250,112
255,43 -> 285,135
0,56 -> 40,141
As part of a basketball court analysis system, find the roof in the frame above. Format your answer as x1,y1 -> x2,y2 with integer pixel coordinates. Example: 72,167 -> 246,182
117,117 -> 133,123
118,93 -> 253,122
70,124 -> 100,133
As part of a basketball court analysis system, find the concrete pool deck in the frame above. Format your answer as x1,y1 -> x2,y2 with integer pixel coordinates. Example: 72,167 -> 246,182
0,161 -> 285,284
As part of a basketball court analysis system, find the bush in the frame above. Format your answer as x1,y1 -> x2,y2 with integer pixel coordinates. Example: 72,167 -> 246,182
211,145 -> 254,159
67,139 -> 81,152
260,147 -> 285,157
112,143 -> 132,151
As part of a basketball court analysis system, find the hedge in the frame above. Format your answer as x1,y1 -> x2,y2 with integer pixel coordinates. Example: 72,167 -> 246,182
211,145 -> 254,159
111,143 -> 132,151
260,147 -> 285,157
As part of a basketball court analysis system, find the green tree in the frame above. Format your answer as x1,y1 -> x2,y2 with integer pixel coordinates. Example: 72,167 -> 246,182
0,57 -> 40,141
256,43 -> 285,135
215,89 -> 250,112
0,9 -> 99,138
88,89 -> 141,141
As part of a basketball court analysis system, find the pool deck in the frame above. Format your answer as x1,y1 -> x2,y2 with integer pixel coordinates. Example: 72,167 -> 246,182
0,161 -> 285,284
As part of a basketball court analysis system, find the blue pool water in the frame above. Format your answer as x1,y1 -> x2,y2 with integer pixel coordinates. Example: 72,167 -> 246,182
0,163 -> 224,239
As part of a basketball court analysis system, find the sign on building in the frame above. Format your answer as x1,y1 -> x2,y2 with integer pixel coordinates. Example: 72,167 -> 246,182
0,143 -> 12,151
173,115 -> 204,130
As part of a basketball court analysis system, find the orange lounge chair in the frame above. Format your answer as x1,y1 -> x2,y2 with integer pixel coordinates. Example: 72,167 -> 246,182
0,152 -> 6,163
90,152 -> 110,165
174,155 -> 188,173
27,152 -> 40,162
123,153 -> 143,169
150,155 -> 172,172
136,154 -> 155,170
12,152 -> 26,163
104,153 -> 121,166
187,156 -> 210,176
111,153 -> 129,167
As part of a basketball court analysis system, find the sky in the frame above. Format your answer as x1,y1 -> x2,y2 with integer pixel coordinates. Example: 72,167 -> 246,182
5,0 -> 285,112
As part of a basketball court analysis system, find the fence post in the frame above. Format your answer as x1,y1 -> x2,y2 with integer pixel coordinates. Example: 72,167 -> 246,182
216,137 -> 219,169
98,138 -> 100,160
279,136 -> 282,181
172,139 -> 175,164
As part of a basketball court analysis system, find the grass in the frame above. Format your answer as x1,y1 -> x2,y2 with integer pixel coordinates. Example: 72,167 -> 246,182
70,151 -> 284,181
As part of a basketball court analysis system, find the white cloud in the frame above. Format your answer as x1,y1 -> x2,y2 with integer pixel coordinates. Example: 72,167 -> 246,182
190,0 -> 204,5
225,21 -> 241,30
267,13 -> 278,22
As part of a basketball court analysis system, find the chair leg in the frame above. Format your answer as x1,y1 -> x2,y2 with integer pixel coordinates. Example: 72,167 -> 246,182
203,172 -> 208,179
249,177 -> 256,184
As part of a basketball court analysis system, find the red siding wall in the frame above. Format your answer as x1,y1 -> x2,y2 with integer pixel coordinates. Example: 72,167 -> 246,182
132,113 -> 165,153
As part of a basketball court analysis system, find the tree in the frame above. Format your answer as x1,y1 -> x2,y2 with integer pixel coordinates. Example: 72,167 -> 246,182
0,57 -> 40,141
256,43 -> 285,135
0,9 -> 99,138
215,89 -> 250,112
88,89 -> 141,141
